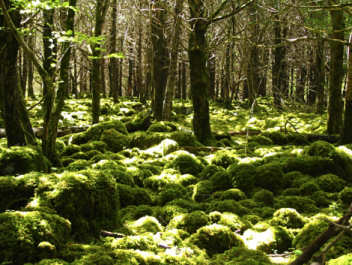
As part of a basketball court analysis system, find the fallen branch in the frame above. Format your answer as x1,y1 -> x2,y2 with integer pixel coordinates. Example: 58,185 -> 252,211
100,230 -> 124,238
289,203 -> 352,265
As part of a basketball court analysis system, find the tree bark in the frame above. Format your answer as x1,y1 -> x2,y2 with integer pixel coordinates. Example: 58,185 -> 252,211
108,0 -> 119,103
327,7 -> 344,135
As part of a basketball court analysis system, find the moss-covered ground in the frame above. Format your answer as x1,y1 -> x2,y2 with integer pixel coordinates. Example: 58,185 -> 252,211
0,97 -> 351,265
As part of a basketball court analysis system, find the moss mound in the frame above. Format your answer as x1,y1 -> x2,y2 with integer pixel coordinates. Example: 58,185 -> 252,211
169,211 -> 209,234
147,121 -> 177,132
209,211 -> 249,231
128,131 -> 166,149
220,188 -> 246,201
167,153 -> 204,176
0,146 -> 50,175
270,208 -> 306,228
211,150 -> 238,169
125,110 -> 152,132
117,183 -> 152,207
227,163 -> 256,193
211,247 -> 273,265
170,130 -> 200,146
188,224 -> 244,256
199,165 -> 223,180
339,187 -> 352,205
34,170 -> 119,240
125,216 -> 163,234
192,180 -> 214,202
100,128 -> 129,152
158,184 -> 189,205
209,170 -> 232,191
327,253 -> 352,265
208,200 -> 249,216
317,174 -> 346,192
253,189 -> 274,206
275,196 -> 319,214
255,163 -> 284,193
0,210 -> 71,264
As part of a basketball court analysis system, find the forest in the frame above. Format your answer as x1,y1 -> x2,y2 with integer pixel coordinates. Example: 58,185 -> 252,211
0,0 -> 352,264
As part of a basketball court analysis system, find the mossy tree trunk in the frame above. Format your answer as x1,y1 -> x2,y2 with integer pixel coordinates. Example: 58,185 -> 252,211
151,0 -> 169,121
162,0 -> 184,121
0,0 -> 36,147
327,7 -> 345,135
341,33 -> 352,143
91,0 -> 109,124
188,0 -> 212,144
315,39 -> 326,113
108,0 -> 118,103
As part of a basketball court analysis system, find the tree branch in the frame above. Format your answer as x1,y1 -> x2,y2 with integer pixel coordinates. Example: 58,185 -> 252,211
209,0 -> 255,24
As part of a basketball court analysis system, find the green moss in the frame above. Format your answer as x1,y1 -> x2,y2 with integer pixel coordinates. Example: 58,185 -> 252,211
209,211 -> 249,231
207,200 -> 249,216
125,216 -> 163,234
158,184 -> 189,205
339,187 -> 352,205
170,130 -> 200,146
36,259 -> 70,265
299,181 -> 320,195
167,198 -> 204,212
199,165 -> 223,180
281,188 -> 300,196
220,188 -> 246,201
283,156 -> 339,176
209,170 -> 232,191
80,141 -> 107,153
100,128 -> 129,153
144,138 -> 179,157
275,196 -> 319,214
66,159 -> 91,171
168,211 -> 209,234
311,190 -> 332,207
243,214 -> 262,226
227,163 -> 256,193
108,233 -> 158,251
34,170 -> 119,240
327,254 -> 352,265
253,189 -> 274,206
62,144 -> 81,156
249,135 -> 274,145
147,121 -> 177,132
167,153 -> 204,176
0,210 -> 71,264
305,140 -> 336,157
317,174 -> 346,192
117,183 -> 152,207
188,224 -> 244,256
0,146 -> 50,175
243,226 -> 292,253
211,247 -> 273,265
154,205 -> 188,226
263,131 -> 288,145
125,110 -> 151,132
255,163 -> 284,193
128,131 -> 166,149
270,208 -> 306,229
282,171 -> 308,189
211,150 -> 238,169
192,180 -> 214,202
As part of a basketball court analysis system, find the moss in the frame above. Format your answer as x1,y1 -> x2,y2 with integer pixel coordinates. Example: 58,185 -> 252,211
339,187 -> 352,205
154,205 -> 188,226
127,165 -> 154,187
275,196 -> 319,214
209,170 -> 232,191
158,184 -> 190,205
227,163 -> 256,193
220,188 -> 246,201
187,224 -> 244,256
263,131 -> 288,145
211,247 -> 273,265
209,211 -> 249,231
253,189 -> 274,206
170,130 -> 200,146
66,159 -> 91,171
199,165 -> 223,180
281,188 -> 300,196
207,200 -> 249,216
61,144 -> 81,157
211,150 -> 238,169
0,146 -> 50,175
108,233 -> 158,251
270,208 -> 306,229
305,140 -> 336,157
327,254 -> 352,265
100,128 -> 129,153
243,214 -> 262,226
119,205 -> 155,224
147,121 -> 177,132
36,259 -> 70,265
299,181 -> 320,196
317,174 -> 346,192
125,216 -> 163,234
71,252 -> 116,265
0,210 -> 71,264
243,226 -> 292,253
34,170 -> 119,240
192,180 -> 214,202
125,110 -> 152,132
144,138 -> 179,157
80,141 -> 107,153
128,131 -> 166,149
282,171 -> 308,189
168,211 -> 210,234
167,198 -> 204,212
117,183 -> 152,207
0,173 -> 41,211
167,153 -> 204,176
255,163 -> 284,193
249,135 -> 274,145
69,151 -> 89,160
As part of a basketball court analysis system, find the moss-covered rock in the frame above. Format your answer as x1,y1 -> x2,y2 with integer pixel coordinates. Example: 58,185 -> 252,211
0,210 -> 71,264
317,174 -> 346,192
339,187 -> 352,205
147,121 -> 177,132
187,224 -> 244,256
168,211 -> 209,234
209,211 -> 249,232
100,128 -> 129,153
144,138 -> 179,157
253,189 -> 274,206
125,216 -> 163,234
274,196 -> 319,214
327,253 -> 352,265
167,153 -> 204,176
0,146 -> 50,175
243,226 -> 292,253
125,110 -> 152,132
170,130 -> 200,146
227,163 -> 256,193
299,180 -> 320,196
199,165 -> 223,180
311,190 -> 332,207
270,208 -> 306,229
33,170 -> 119,240
36,258 -> 70,265
255,163 -> 284,193
158,184 -> 190,205
117,183 -> 152,207
66,159 -> 91,171
62,144 -> 81,156
192,180 -> 214,202
209,170 -> 232,191
249,135 -> 274,146
211,150 -> 238,169
207,200 -> 249,216
211,247 -> 273,265
153,205 -> 188,226
128,131 -> 166,149
220,188 -> 246,201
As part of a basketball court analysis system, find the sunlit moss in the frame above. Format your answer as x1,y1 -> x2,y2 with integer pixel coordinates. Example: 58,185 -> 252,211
125,216 -> 163,234
270,208 -> 307,229
327,254 -> 352,265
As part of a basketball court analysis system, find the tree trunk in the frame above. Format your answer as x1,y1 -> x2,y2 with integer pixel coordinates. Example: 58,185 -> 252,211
91,0 -> 109,124
108,0 -> 118,102
0,0 -> 36,147
327,7 -> 345,134
188,0 -> 212,144
152,0 -> 169,121
315,39 -> 326,113
162,0 -> 184,120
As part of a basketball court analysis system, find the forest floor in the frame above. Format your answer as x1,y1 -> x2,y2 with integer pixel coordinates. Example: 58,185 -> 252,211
0,97 -> 351,265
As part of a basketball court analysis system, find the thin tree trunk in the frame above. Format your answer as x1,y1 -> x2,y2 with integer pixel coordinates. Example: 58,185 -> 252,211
109,0 -> 118,102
